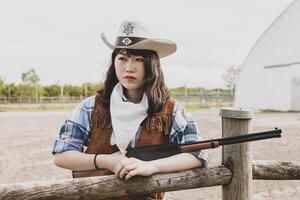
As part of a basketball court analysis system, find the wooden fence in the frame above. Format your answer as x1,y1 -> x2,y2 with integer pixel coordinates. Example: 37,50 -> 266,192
0,92 -> 234,107
0,108 -> 299,200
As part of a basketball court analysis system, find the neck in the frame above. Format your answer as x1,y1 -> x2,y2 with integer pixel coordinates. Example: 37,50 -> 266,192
124,88 -> 144,103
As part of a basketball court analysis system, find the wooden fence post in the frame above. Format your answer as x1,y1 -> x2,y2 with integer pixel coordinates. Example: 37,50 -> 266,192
220,108 -> 253,200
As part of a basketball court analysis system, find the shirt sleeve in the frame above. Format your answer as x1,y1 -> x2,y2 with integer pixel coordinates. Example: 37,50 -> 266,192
169,102 -> 209,167
52,96 -> 95,154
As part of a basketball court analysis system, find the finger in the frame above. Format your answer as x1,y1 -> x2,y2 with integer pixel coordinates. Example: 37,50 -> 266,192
119,164 -> 136,179
114,158 -> 131,176
114,160 -> 124,176
119,165 -> 130,179
125,169 -> 139,181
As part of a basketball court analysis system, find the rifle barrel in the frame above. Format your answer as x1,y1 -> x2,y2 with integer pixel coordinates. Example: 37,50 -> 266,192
179,129 -> 281,153
218,129 -> 281,145
180,129 -> 282,147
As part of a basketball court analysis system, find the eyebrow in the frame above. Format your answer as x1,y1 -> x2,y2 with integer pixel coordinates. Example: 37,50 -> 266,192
118,52 -> 143,58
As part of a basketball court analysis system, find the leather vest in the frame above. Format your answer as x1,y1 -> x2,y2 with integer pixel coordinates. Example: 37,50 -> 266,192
85,94 -> 175,200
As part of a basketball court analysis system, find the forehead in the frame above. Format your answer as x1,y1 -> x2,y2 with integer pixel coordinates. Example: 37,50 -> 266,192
117,49 -> 144,57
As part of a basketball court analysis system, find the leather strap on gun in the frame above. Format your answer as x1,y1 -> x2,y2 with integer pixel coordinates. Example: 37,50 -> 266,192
73,128 -> 282,178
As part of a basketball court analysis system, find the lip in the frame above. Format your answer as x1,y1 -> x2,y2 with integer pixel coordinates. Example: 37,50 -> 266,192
124,76 -> 136,80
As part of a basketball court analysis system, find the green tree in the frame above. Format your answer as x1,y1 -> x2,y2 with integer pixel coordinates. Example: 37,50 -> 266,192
64,85 -> 83,97
2,83 -> 21,98
0,76 -> 4,97
21,69 -> 42,98
82,82 -> 102,97
42,84 -> 61,97
21,69 -> 40,85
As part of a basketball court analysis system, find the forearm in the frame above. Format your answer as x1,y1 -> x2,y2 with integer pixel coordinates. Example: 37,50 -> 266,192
53,150 -> 125,171
150,153 -> 203,174
53,150 -> 95,171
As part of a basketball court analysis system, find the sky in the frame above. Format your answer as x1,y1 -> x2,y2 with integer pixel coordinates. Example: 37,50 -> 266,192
0,0 -> 294,88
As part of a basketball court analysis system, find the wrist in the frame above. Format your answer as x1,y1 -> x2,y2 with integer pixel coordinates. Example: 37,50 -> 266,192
149,160 -> 160,174
94,154 -> 100,170
97,153 -> 123,172
96,154 -> 108,170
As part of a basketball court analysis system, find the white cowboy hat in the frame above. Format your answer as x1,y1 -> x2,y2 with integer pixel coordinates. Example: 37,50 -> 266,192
101,20 -> 177,58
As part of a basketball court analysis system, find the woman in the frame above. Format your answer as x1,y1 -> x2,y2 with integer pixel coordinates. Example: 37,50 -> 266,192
52,20 -> 208,200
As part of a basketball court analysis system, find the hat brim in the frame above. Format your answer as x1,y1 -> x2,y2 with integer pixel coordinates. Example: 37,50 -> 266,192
101,33 -> 176,58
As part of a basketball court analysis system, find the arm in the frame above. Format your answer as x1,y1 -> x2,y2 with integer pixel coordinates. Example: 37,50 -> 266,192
54,150 -> 95,171
54,150 -> 126,172
170,102 -> 209,167
52,96 -> 125,172
114,152 -> 202,180
150,153 -> 203,173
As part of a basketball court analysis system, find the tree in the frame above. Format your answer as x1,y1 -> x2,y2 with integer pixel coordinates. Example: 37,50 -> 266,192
20,69 -> 42,98
83,82 -> 102,97
222,66 -> 240,94
64,85 -> 83,97
0,76 -> 4,97
21,69 -> 40,85
2,83 -> 21,98
42,84 -> 61,97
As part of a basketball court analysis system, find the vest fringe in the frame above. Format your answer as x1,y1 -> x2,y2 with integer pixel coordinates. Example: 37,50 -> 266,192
92,109 -> 112,129
145,114 -> 172,135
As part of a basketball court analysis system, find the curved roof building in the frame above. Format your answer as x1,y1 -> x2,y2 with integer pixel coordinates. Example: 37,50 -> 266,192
235,0 -> 300,111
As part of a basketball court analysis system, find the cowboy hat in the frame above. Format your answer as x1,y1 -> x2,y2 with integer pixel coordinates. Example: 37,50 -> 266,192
101,20 -> 177,58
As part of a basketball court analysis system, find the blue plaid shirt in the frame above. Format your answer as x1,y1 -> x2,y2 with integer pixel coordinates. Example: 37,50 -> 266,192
52,96 -> 209,167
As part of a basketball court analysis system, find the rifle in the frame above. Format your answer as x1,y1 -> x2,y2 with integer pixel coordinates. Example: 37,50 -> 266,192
72,128 -> 282,178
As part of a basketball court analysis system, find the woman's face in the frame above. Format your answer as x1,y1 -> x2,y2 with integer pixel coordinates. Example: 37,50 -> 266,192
114,52 -> 145,92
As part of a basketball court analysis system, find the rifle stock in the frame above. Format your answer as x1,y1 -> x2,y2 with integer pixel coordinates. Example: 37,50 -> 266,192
72,129 -> 281,178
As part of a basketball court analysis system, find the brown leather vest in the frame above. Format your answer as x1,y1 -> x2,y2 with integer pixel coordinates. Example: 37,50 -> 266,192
85,94 -> 175,200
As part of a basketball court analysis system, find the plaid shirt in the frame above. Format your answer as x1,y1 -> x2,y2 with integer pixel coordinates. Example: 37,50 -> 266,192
52,96 -> 209,167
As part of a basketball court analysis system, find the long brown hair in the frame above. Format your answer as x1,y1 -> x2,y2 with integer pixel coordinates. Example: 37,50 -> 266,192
98,48 -> 170,115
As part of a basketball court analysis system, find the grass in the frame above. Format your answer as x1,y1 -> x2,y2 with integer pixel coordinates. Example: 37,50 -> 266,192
184,104 -> 210,111
0,106 -> 75,112
0,103 -> 211,112
260,109 -> 300,113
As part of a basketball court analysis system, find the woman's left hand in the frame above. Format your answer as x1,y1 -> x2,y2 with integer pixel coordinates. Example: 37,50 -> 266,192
113,157 -> 158,180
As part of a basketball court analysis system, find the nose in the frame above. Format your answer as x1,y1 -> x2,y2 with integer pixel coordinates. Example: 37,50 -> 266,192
124,60 -> 135,72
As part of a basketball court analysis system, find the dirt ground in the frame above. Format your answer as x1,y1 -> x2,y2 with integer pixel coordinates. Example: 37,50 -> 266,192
0,108 -> 299,199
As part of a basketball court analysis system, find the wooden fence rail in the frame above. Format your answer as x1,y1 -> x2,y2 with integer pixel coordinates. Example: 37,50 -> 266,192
0,165 -> 231,200
253,160 -> 300,180
0,161 -> 299,200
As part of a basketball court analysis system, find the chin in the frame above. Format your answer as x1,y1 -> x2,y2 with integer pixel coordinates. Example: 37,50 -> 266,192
122,83 -> 143,91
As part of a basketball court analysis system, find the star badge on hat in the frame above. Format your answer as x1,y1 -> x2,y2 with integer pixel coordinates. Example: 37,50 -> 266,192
123,22 -> 134,36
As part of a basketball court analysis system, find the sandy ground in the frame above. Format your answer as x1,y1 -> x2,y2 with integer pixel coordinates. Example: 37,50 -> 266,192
0,108 -> 299,199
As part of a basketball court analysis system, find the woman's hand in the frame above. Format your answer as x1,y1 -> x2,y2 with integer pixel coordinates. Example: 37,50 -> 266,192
113,157 -> 158,180
98,151 -> 127,172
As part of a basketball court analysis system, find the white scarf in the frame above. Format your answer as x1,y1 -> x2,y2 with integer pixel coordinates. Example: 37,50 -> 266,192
110,83 -> 148,152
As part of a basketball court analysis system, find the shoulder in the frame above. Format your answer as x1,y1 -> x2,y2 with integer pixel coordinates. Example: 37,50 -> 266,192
78,95 -> 95,112
174,102 -> 195,120
172,101 -> 189,117
172,102 -> 185,121
68,96 -> 95,120
172,101 -> 195,129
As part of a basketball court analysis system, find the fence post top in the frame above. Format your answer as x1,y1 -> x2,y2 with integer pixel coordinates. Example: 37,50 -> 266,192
219,107 -> 253,119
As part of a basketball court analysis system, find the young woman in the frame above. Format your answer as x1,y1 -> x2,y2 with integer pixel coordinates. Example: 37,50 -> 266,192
52,20 -> 208,200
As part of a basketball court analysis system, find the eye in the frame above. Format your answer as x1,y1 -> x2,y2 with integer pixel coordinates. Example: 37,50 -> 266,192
117,56 -> 127,61
136,57 -> 144,62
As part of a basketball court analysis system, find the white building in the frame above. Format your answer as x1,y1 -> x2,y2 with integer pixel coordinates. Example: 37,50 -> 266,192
235,0 -> 300,111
